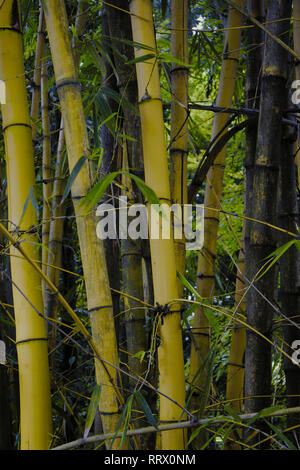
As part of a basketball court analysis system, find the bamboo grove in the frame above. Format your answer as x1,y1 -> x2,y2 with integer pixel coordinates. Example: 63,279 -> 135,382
0,0 -> 299,451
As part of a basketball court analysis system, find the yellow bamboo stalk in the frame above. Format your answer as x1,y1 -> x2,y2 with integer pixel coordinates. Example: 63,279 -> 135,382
293,0 -> 300,186
170,0 -> 189,295
0,0 -> 52,449
129,0 -> 186,450
225,230 -> 245,450
31,6 -> 44,141
42,0 -> 122,446
189,0 -> 244,421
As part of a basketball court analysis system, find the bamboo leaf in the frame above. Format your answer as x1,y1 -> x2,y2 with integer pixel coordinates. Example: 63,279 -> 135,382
101,38 -> 129,65
177,272 -> 219,332
19,186 -> 39,226
99,111 -> 118,128
92,104 -> 100,149
80,171 -> 119,212
81,170 -> 161,216
295,233 -> 300,254
94,94 -> 116,134
128,173 -> 160,205
135,390 -> 158,430
120,394 -> 133,449
200,32 -> 219,60
222,423 -> 237,444
61,156 -> 87,205
224,404 -> 242,423
83,384 -> 102,440
198,348 -> 216,418
118,133 -> 138,143
161,61 -> 171,88
131,350 -> 146,362
215,273 -> 224,292
177,271 -> 202,300
21,0 -> 34,27
248,405 -> 283,425
200,422 -> 227,450
158,52 -> 190,67
109,394 -> 134,450
32,242 -> 54,257
127,172 -> 169,221
29,186 -> 39,218
187,421 -> 211,445
46,74 -> 56,92
265,419 -> 297,450
101,86 -> 138,116
125,53 -> 156,65
70,24 -> 78,42
257,405 -> 283,417
265,240 -> 296,261
105,35 -> 156,53
258,240 -> 296,279
85,40 -> 106,76
95,41 -> 118,78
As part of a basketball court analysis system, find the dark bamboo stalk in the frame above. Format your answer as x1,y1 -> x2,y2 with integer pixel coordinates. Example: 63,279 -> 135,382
279,115 -> 300,442
244,0 -> 292,447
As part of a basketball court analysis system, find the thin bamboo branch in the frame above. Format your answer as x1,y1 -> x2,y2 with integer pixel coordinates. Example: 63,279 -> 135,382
52,405 -> 300,450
